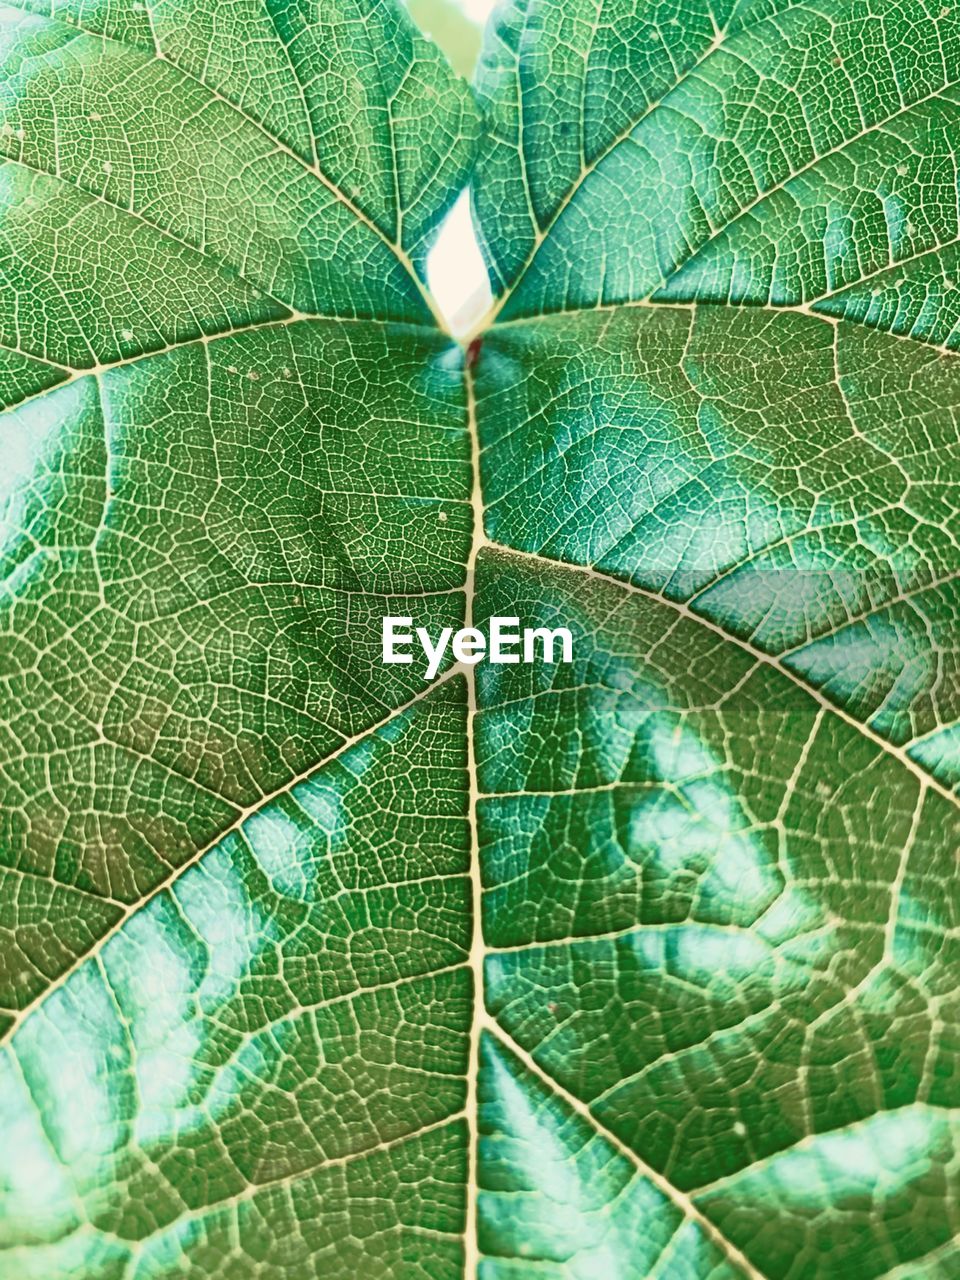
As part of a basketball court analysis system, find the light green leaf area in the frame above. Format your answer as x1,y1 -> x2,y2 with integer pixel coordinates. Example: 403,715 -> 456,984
0,0 -> 958,1277
475,307 -> 960,787
475,0 -> 960,327
1,680 -> 471,1279
406,0 -> 483,79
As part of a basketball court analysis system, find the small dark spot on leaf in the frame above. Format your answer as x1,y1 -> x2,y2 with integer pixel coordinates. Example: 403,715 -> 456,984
466,336 -> 483,370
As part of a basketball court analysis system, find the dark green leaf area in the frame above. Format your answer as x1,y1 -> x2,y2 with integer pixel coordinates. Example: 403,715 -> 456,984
0,322 -> 469,1013
0,679 -> 472,1278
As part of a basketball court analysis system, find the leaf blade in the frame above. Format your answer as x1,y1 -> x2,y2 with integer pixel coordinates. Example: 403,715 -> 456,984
0,679 -> 472,1277
472,547 -> 959,1277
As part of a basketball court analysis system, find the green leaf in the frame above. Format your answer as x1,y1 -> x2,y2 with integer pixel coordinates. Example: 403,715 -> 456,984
0,0 -> 958,1277
469,0 -> 960,1274
0,3 -> 477,1272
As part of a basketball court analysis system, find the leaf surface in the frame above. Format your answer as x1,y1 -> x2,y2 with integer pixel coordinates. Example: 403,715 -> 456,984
0,9 -> 477,1271
469,0 -> 960,1274
0,0 -> 958,1277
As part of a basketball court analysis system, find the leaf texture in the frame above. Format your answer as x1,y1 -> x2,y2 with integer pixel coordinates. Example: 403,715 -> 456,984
469,0 -> 960,1274
0,13 -> 478,1268
0,0 -> 957,1277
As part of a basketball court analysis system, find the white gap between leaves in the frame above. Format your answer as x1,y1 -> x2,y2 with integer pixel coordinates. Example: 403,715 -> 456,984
426,190 -> 493,337
457,0 -> 497,22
